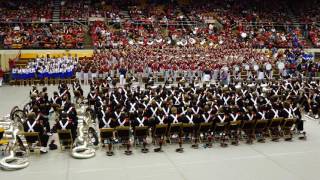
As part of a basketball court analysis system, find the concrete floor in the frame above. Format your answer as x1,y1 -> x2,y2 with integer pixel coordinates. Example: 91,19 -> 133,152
0,85 -> 320,180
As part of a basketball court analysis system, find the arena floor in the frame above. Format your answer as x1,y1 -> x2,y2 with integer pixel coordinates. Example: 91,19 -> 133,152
0,85 -> 320,180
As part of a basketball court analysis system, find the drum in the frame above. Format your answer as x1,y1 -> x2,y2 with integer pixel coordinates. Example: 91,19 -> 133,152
244,64 -> 250,71
181,39 -> 187,46
266,63 -> 272,71
155,38 -> 163,44
189,38 -> 196,45
147,39 -> 154,46
241,32 -> 247,38
234,66 -> 240,72
277,62 -> 285,70
203,74 -> 211,82
222,66 -> 229,71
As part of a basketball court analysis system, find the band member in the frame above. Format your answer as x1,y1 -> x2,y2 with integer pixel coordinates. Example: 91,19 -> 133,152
119,65 -> 127,87
23,112 -> 49,153
53,112 -> 77,142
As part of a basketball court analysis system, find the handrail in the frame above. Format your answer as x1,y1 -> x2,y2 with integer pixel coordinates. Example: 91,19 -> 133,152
235,21 -> 320,27
0,19 -> 88,24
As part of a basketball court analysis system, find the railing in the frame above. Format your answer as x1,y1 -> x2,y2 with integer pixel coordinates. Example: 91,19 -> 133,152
0,19 -> 87,25
235,21 -> 320,27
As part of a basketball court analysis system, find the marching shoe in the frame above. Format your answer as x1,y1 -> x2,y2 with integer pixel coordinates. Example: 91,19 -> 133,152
191,144 -> 199,149
154,148 -> 163,152
125,150 -> 132,155
141,148 -> 149,153
107,151 -> 114,156
176,148 -> 184,153
40,147 -> 48,154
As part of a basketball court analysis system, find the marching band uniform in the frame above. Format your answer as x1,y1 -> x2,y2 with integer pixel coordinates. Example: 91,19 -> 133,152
23,113 -> 49,153
54,112 -> 77,141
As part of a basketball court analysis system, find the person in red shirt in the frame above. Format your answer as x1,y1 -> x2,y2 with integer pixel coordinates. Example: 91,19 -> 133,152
0,66 -> 4,86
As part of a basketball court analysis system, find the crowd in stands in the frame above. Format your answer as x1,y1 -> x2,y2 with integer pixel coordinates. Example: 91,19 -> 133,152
0,0 -> 320,50
309,26 -> 320,48
1,24 -> 85,49
0,0 -> 52,22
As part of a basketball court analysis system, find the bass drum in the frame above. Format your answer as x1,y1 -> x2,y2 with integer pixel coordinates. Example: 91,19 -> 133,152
244,64 -> 250,71
277,62 -> 285,70
222,66 -> 229,71
265,63 -> 272,71
234,66 -> 240,72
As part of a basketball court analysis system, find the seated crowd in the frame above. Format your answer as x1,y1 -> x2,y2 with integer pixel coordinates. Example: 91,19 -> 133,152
1,0 -> 320,49
0,0 -> 52,22
1,24 -> 85,49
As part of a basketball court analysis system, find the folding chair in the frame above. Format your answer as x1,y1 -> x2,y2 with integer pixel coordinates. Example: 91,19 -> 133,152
22,132 -> 41,154
229,121 -> 241,145
168,123 -> 183,152
254,120 -> 270,143
44,78 -> 49,85
49,78 -> 55,85
0,128 -> 9,155
198,122 -> 213,148
55,78 -> 60,85
115,126 -> 132,155
153,124 -> 168,152
66,78 -> 71,84
241,71 -> 248,79
281,118 -> 296,141
213,122 -> 229,147
0,128 -> 4,140
100,128 -> 115,156
268,118 -> 284,141
241,120 -> 256,144
134,126 -> 150,153
181,123 -> 195,148
57,130 -> 73,150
